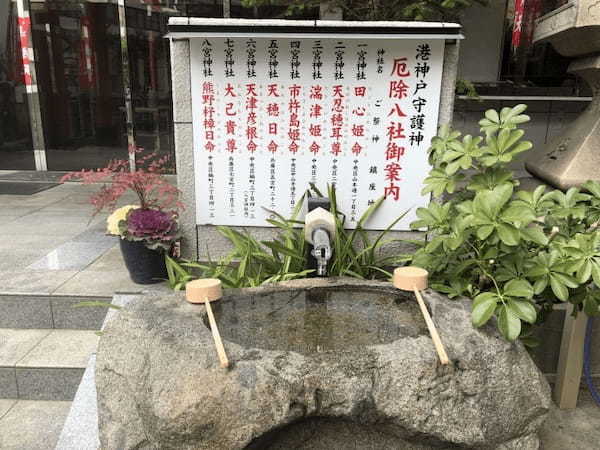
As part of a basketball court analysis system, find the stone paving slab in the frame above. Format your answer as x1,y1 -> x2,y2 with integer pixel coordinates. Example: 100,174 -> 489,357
0,249 -> 57,272
540,390 -> 600,450
0,295 -> 109,330
0,220 -> 89,237
53,270 -> 145,296
0,368 -> 18,398
0,399 -> 16,419
15,368 -> 84,401
16,330 -> 99,368
50,297 -> 109,330
0,400 -> 72,450
0,234 -> 72,252
0,270 -> 79,295
27,241 -> 113,271
0,329 -> 51,366
0,296 -> 53,329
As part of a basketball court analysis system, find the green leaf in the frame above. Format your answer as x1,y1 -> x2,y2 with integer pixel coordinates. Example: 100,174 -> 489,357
507,299 -> 537,324
521,226 -> 549,245
577,260 -> 593,283
497,223 -> 520,246
498,305 -> 522,341
550,274 -> 569,301
472,293 -> 498,327
552,272 -> 579,288
533,278 -> 548,295
591,262 -> 600,287
503,279 -> 534,299
475,224 -> 494,240
584,295 -> 600,316
501,205 -> 535,225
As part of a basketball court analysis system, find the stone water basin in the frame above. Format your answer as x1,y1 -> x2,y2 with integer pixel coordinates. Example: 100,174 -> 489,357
96,277 -> 551,450
207,286 -> 427,355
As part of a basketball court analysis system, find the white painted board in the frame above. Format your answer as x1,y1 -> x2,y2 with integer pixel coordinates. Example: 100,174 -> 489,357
190,36 -> 444,230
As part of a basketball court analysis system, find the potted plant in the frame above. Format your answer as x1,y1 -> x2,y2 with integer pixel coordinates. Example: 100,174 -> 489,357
61,152 -> 183,284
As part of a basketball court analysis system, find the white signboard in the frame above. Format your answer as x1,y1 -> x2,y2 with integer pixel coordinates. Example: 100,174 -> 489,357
190,36 -> 444,230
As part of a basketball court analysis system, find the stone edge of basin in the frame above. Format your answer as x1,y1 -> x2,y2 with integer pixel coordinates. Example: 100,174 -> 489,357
96,277 -> 552,450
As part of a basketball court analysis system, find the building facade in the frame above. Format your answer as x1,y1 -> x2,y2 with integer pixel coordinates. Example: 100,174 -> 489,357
0,0 -> 589,173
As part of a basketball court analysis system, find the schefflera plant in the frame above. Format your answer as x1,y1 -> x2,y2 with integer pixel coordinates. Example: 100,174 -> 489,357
411,104 -> 600,343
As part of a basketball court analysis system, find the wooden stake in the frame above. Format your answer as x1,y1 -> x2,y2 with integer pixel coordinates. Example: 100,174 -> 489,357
204,297 -> 229,369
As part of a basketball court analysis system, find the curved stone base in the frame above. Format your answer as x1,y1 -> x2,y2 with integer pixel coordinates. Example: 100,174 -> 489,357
96,278 -> 551,450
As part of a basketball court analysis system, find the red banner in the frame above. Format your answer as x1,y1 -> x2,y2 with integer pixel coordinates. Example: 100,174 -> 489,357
511,0 -> 525,50
17,16 -> 32,85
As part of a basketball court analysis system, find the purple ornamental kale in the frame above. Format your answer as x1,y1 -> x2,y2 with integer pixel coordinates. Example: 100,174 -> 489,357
127,208 -> 175,239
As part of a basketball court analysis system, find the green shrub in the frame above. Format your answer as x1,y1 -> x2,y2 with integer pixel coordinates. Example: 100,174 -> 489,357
166,184 -> 409,290
411,104 -> 600,342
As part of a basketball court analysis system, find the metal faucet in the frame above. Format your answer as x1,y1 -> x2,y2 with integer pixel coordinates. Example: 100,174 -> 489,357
311,228 -> 332,276
304,201 -> 336,277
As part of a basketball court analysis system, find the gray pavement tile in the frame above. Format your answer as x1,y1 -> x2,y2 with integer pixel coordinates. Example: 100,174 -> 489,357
84,246 -> 125,271
15,368 -> 84,401
0,215 -> 22,224
0,207 -> 40,217
0,250 -> 54,271
53,270 -> 146,296
0,368 -> 17,398
0,221 -> 89,236
27,241 -> 114,271
0,270 -> 78,295
51,296 -> 109,330
16,330 -> 99,369
0,399 -> 17,419
0,234 -> 71,252
0,194 -> 72,208
0,329 -> 52,366
0,296 -> 53,329
0,400 -> 72,450
71,228 -> 115,245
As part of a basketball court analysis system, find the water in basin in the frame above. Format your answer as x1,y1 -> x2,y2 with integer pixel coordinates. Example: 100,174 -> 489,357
204,287 -> 427,355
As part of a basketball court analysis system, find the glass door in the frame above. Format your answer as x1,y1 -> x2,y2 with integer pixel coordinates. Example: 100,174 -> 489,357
31,1 -> 129,171
0,2 -> 35,170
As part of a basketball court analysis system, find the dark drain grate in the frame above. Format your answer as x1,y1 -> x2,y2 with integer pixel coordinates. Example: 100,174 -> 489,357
0,181 -> 59,195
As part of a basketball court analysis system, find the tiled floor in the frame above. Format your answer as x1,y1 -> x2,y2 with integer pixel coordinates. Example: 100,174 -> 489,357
0,399 -> 72,450
0,178 -> 163,295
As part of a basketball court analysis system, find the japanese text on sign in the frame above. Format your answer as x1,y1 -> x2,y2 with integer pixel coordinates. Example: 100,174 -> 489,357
191,37 -> 444,230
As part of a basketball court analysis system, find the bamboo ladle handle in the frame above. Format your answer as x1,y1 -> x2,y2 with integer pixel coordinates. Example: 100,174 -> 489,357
393,267 -> 450,365
413,287 -> 450,365
185,279 -> 229,369
204,297 -> 229,369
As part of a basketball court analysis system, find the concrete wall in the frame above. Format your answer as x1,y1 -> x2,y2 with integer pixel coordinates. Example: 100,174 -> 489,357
458,0 -> 507,83
453,98 -> 589,172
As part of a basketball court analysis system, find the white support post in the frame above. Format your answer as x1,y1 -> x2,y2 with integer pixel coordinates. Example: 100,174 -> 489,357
16,0 -> 47,171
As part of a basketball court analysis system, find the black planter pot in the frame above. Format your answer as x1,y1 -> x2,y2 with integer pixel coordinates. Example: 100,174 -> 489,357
119,239 -> 167,284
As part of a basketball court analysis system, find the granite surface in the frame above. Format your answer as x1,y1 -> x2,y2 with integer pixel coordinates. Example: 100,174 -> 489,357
96,278 -> 551,449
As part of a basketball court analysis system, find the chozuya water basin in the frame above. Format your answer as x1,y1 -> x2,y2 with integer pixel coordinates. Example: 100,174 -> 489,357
96,277 -> 551,450
205,285 -> 427,355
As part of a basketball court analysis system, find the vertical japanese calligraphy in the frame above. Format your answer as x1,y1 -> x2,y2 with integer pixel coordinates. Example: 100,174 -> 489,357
191,37 -> 444,230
